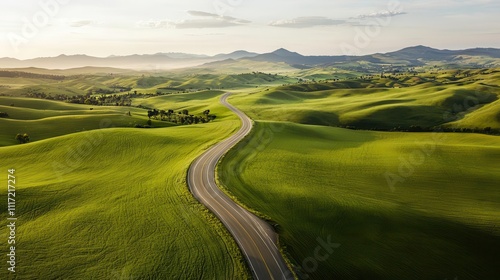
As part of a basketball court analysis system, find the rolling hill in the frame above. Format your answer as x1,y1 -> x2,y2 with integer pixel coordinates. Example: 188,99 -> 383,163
0,90 -> 250,279
230,69 -> 500,131
219,121 -> 500,280
0,48 -> 499,280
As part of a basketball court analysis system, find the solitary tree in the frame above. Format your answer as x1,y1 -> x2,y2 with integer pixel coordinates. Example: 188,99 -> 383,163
15,133 -> 30,144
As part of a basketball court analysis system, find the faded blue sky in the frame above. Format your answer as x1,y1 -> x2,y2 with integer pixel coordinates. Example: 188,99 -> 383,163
1,0 -> 499,58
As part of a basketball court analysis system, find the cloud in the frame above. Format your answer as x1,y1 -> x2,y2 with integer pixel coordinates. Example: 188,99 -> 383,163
136,19 -> 174,29
137,10 -> 250,29
270,16 -> 345,28
187,10 -> 250,24
355,11 -> 407,19
69,20 -> 94,28
187,11 -> 218,17
175,19 -> 243,29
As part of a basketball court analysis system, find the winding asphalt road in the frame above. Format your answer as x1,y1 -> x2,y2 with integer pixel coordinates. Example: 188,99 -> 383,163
187,93 -> 293,280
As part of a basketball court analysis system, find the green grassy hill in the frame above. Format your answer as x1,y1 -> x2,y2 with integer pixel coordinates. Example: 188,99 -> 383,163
0,97 -> 173,146
230,71 -> 500,130
134,72 -> 296,93
0,92 -> 250,279
192,59 -> 298,74
1,65 -> 499,279
0,91 -> 235,146
133,90 -> 229,114
219,121 -> 500,280
0,69 -> 296,97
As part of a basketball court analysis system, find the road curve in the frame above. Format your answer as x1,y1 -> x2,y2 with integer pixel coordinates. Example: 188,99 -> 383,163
187,93 -> 293,280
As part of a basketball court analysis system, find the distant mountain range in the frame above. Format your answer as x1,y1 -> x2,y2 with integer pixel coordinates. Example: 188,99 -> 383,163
1,46 -> 499,70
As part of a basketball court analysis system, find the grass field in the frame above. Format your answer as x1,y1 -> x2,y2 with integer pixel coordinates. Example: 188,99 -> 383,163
219,121 -> 500,280
230,70 -> 500,130
132,90 -> 230,115
0,91 -> 238,146
0,97 -> 174,146
0,69 -> 297,97
0,91 -> 252,279
1,65 -> 499,279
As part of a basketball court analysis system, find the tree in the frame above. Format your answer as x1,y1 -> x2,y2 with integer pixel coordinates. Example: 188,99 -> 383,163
15,133 -> 30,144
182,109 -> 189,115
0,112 -> 9,118
147,109 -> 159,119
147,119 -> 152,126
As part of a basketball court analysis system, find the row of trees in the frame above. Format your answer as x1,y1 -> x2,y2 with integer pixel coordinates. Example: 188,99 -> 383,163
88,86 -> 133,95
338,125 -> 499,135
147,109 -> 216,125
82,94 -> 132,106
25,90 -> 134,107
25,88 -> 177,106
0,71 -> 65,80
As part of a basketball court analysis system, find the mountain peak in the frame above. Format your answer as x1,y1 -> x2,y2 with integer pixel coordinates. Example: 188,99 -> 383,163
394,45 -> 438,53
271,48 -> 302,57
213,50 -> 258,60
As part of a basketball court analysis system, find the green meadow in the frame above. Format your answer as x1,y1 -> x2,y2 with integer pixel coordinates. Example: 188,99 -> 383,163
219,121 -> 500,279
231,69 -> 500,131
0,92 -> 250,279
0,67 -> 499,279
220,71 -> 500,278
0,96 -> 175,146
0,70 -> 296,97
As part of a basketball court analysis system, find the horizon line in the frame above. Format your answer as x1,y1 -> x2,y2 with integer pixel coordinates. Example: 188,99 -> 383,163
3,45 -> 500,60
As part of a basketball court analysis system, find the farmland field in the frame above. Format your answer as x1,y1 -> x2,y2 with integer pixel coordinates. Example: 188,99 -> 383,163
1,0 -> 500,277
219,121 -> 500,279
0,66 -> 499,279
0,92 -> 250,279
230,69 -> 500,131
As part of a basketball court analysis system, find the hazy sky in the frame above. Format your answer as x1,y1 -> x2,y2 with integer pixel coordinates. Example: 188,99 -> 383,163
1,0 -> 499,59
